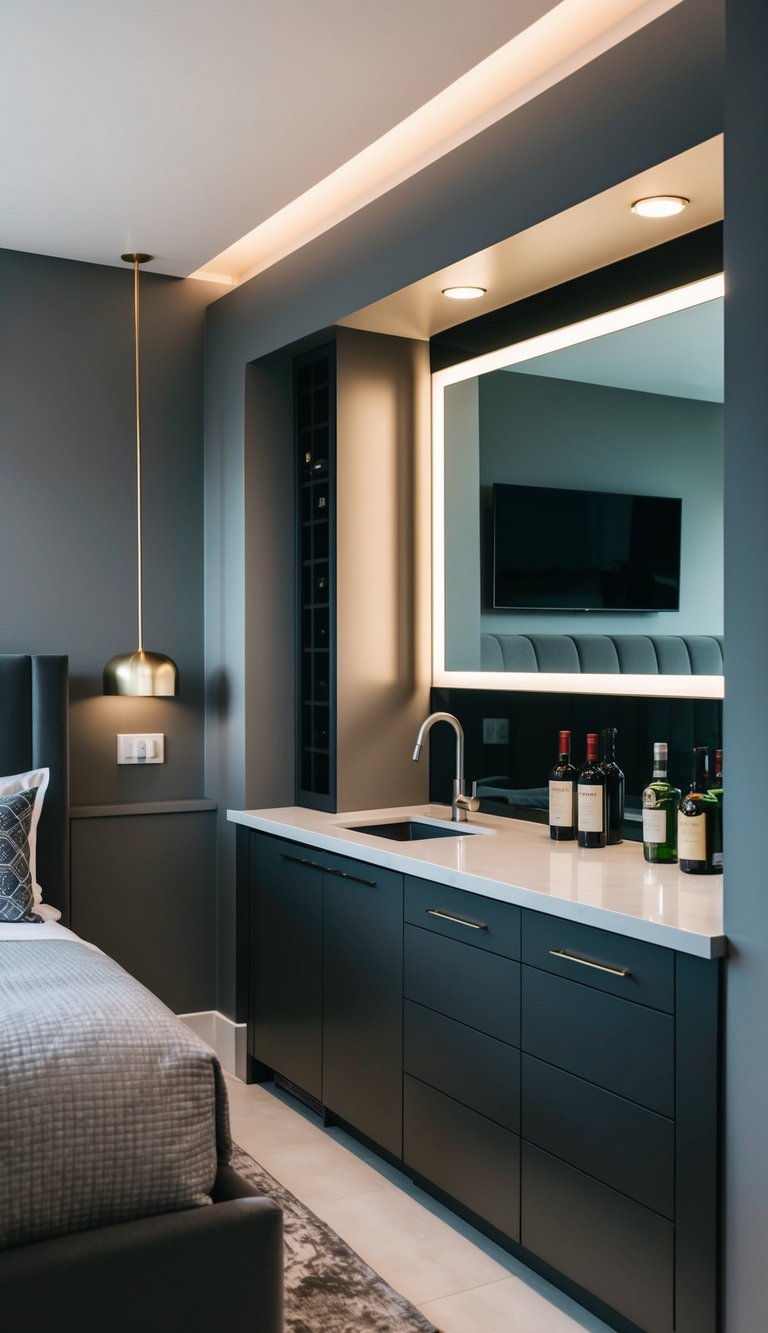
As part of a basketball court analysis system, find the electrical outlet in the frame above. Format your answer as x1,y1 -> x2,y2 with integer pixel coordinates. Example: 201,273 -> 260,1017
483,718 -> 509,744
117,733 -> 165,765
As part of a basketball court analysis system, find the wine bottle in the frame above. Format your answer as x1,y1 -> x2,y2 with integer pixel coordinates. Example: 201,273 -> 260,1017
548,730 -> 576,841
678,748 -> 723,875
577,733 -> 606,848
599,727 -> 624,845
642,742 -> 681,863
708,747 -> 723,869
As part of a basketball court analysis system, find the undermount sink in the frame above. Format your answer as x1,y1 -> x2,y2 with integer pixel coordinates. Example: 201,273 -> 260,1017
340,818 -> 490,842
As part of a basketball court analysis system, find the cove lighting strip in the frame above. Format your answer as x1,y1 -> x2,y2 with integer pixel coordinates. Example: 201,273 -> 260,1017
431,272 -> 725,700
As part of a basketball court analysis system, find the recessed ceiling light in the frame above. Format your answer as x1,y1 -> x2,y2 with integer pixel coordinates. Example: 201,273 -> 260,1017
442,285 -> 487,300
631,195 -> 690,218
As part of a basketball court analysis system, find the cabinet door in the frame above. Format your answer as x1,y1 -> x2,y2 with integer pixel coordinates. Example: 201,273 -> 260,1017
250,835 -> 323,1100
323,858 -> 403,1156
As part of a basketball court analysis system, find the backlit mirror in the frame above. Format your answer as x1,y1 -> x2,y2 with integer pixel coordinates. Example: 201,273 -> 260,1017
432,275 -> 724,699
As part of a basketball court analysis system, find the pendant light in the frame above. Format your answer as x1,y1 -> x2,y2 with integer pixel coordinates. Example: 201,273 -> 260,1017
103,254 -> 179,696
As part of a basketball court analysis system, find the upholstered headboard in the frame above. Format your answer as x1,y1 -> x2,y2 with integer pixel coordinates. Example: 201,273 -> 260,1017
0,655 -> 69,918
480,634 -> 723,676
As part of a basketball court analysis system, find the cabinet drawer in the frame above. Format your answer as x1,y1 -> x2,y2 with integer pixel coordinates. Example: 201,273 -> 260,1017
521,1054 -> 674,1218
405,876 -> 520,960
404,1001 -> 520,1132
522,1143 -> 673,1333
405,925 -> 520,1046
404,1075 -> 520,1241
522,967 -> 674,1117
523,910 -> 674,1013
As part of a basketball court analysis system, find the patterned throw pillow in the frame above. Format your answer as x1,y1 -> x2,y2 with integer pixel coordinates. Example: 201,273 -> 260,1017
0,787 -> 42,922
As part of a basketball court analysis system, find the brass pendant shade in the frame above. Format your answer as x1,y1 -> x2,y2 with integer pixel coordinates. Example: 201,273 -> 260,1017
104,649 -> 178,697
103,253 -> 179,697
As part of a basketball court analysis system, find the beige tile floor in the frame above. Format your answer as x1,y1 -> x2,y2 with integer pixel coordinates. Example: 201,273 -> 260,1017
226,1075 -> 613,1333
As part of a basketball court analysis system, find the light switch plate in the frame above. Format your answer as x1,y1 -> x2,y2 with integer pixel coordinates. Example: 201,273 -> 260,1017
117,733 -> 165,764
483,718 -> 509,744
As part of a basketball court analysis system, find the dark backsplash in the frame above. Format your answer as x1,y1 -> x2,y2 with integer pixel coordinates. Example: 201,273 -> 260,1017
428,686 -> 722,837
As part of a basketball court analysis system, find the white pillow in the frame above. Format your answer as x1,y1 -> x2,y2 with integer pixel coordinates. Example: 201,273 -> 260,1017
0,768 -> 49,907
36,901 -> 62,922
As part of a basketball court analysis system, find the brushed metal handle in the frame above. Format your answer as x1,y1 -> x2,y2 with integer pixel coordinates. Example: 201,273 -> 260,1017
427,908 -> 488,931
279,853 -> 377,887
280,852 -> 328,874
329,868 -> 377,887
549,948 -> 630,978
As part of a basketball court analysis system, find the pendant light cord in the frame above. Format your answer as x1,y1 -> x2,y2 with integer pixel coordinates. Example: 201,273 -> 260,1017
103,251 -> 178,695
132,256 -> 144,654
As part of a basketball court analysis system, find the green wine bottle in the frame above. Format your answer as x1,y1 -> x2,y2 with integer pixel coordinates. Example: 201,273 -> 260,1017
678,747 -> 723,875
642,742 -> 681,863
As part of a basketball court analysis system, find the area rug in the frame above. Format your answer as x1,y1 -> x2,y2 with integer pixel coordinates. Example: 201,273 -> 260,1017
230,1144 -> 440,1333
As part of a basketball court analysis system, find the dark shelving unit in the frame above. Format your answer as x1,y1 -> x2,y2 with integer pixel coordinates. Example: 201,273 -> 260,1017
295,344 -> 336,809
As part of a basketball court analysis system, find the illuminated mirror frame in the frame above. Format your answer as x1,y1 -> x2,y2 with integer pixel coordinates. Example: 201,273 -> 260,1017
431,273 -> 725,700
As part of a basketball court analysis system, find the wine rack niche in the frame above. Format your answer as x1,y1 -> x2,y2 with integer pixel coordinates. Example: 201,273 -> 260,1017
295,344 -> 336,808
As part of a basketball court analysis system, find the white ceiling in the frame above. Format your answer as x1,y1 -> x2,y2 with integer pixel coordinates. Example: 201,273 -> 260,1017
341,137 -> 723,340
2,0 -> 683,283
0,0 -> 557,277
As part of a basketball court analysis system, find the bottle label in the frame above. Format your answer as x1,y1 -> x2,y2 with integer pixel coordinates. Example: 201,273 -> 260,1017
549,780 -> 574,826
643,808 -> 667,845
578,784 -> 603,833
678,812 -> 707,861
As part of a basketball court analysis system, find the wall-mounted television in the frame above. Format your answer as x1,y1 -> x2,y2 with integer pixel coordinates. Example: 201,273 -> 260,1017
492,482 -> 682,612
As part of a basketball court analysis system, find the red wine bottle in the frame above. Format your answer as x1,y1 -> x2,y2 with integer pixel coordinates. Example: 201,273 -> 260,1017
678,748 -> 723,875
599,727 -> 624,845
577,733 -> 606,848
548,730 -> 576,841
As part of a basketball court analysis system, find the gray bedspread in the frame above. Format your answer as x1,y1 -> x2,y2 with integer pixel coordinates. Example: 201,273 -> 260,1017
0,940 -> 231,1249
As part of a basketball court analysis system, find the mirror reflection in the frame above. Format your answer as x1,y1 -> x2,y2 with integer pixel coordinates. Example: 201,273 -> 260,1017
439,291 -> 724,683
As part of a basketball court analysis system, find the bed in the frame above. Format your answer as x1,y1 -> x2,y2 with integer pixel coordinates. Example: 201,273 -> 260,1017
0,655 -> 283,1332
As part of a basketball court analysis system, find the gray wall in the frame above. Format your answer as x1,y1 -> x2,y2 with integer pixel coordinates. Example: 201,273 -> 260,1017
0,247 -> 217,1010
0,247 -> 210,802
205,0 -> 724,1018
723,1 -> 768,1328
444,371 -> 723,666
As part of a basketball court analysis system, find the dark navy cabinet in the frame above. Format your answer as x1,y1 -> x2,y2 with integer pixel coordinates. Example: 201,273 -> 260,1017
402,874 -> 522,1241
244,830 -> 721,1333
249,832 -> 323,1100
518,912 -> 708,1333
248,831 -> 402,1154
323,857 -> 403,1156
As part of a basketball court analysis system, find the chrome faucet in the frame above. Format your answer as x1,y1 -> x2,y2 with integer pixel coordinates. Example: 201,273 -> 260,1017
412,711 -> 480,823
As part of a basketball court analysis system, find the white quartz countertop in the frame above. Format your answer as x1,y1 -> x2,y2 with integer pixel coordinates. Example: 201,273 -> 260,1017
228,803 -> 727,959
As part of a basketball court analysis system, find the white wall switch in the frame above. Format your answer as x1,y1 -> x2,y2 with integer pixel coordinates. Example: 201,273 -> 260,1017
117,733 -> 165,765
